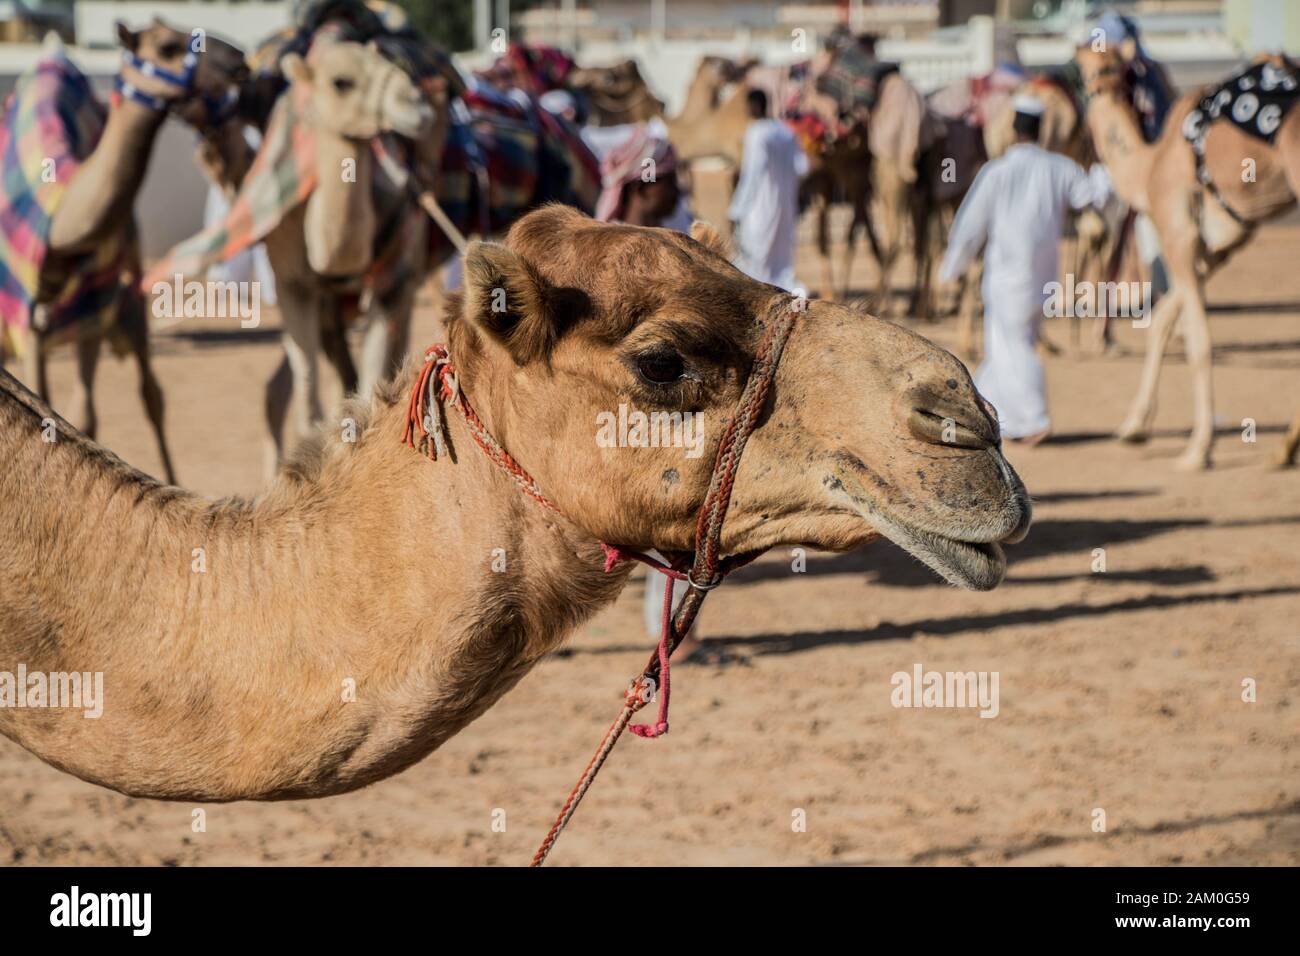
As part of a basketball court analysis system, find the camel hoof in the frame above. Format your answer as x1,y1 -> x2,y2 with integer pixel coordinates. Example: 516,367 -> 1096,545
1272,452 -> 1296,469
1115,422 -> 1149,444
1173,451 -> 1212,472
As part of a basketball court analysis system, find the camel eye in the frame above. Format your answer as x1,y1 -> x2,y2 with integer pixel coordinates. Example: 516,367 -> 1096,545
333,76 -> 356,94
635,350 -> 685,385
160,43 -> 184,59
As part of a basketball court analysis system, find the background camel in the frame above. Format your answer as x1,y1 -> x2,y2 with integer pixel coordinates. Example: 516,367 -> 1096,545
568,60 -> 665,126
168,6 -> 599,479
157,33 -> 442,478
664,55 -> 754,168
0,206 -> 1029,802
2,23 -> 248,484
1079,47 -> 1300,469
260,40 -> 436,471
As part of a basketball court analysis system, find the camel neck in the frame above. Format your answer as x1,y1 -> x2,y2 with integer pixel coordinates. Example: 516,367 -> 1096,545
1087,93 -> 1155,213
45,97 -> 167,254
303,133 -> 378,274
0,368 -> 627,800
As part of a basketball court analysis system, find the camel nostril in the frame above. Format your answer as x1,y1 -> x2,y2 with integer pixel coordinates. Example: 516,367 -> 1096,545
907,407 -> 996,449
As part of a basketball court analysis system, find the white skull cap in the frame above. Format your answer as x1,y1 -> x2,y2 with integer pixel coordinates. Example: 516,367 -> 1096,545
1012,94 -> 1046,117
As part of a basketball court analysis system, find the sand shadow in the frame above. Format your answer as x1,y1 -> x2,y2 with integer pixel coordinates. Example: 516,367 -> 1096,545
704,585 -> 1300,658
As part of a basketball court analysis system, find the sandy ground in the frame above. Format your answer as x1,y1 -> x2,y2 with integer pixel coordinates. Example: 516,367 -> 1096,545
1,211 -> 1298,867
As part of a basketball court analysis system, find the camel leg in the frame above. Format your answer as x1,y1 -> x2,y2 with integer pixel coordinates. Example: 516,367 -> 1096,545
359,281 -> 416,398
278,281 -> 326,443
1115,286 -> 1183,443
121,311 -> 177,484
1277,409 -> 1300,468
263,354 -> 292,482
872,160 -> 908,316
23,320 -> 50,402
1069,234 -> 1086,352
839,213 -> 858,304
956,268 -> 977,361
1174,281 -> 1214,471
815,193 -> 835,301
908,193 -> 933,321
69,320 -> 102,439
319,295 -> 359,395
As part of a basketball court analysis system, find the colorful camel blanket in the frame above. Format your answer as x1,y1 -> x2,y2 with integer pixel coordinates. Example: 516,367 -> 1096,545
147,79 -> 600,287
152,3 -> 599,288
0,52 -> 141,358
144,80 -> 316,289
484,43 -> 577,95
1183,58 -> 1300,150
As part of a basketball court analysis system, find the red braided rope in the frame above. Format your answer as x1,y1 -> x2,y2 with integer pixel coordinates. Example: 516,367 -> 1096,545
404,345 -> 563,514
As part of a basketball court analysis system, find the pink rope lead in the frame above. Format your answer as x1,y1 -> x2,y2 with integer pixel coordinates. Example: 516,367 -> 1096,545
600,543 -> 689,739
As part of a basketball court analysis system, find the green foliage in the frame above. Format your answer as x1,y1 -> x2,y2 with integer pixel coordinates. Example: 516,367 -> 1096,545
395,0 -> 476,52
394,0 -> 546,53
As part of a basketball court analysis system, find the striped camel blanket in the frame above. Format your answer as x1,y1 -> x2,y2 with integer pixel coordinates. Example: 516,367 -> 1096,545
149,56 -> 601,287
145,80 -> 317,288
0,51 -> 142,358
155,0 -> 599,285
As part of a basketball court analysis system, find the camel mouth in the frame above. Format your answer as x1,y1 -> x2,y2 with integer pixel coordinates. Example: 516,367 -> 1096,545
883,523 -> 1007,592
386,100 -> 435,140
829,467 -> 1021,591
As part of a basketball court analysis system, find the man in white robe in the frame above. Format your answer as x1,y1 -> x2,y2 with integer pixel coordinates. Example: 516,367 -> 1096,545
939,96 -> 1110,443
728,89 -> 808,292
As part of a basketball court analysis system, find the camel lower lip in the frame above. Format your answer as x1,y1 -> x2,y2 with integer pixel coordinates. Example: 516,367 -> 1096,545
865,512 -> 1007,590
908,531 -> 1006,591
835,480 -> 1012,590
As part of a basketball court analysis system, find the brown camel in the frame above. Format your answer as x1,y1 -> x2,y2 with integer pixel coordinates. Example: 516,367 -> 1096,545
568,60 -> 665,126
861,70 -> 950,320
192,38 -> 439,478
8,23 -> 248,484
0,206 -> 1030,801
664,56 -> 754,167
801,119 -> 883,302
1079,48 -> 1300,469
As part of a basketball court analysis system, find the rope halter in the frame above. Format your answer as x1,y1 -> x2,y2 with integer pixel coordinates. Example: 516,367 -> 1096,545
401,295 -> 802,866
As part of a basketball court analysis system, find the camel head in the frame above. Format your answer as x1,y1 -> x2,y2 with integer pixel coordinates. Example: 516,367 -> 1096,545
1075,45 -> 1126,100
445,207 -> 1031,590
116,17 -> 249,129
281,39 -> 432,141
568,60 -> 666,121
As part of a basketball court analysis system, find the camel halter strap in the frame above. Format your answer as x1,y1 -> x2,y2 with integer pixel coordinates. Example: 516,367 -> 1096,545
117,49 -> 241,125
401,299 -> 800,867
118,49 -> 197,113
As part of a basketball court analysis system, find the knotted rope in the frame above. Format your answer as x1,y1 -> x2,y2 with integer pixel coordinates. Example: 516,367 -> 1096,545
401,298 -> 801,867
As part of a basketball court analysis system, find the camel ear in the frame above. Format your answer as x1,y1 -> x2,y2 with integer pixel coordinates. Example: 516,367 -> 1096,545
281,52 -> 312,87
116,21 -> 139,52
462,241 -> 556,365
690,220 -> 731,259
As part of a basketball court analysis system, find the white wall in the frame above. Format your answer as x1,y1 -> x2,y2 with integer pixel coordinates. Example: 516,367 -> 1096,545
75,1 -> 291,51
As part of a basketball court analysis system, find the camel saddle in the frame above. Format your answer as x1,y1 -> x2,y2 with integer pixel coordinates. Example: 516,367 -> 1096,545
1183,56 -> 1299,149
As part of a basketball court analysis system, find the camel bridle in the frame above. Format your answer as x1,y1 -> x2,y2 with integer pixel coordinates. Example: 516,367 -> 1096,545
118,48 -> 241,125
402,294 -> 802,865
